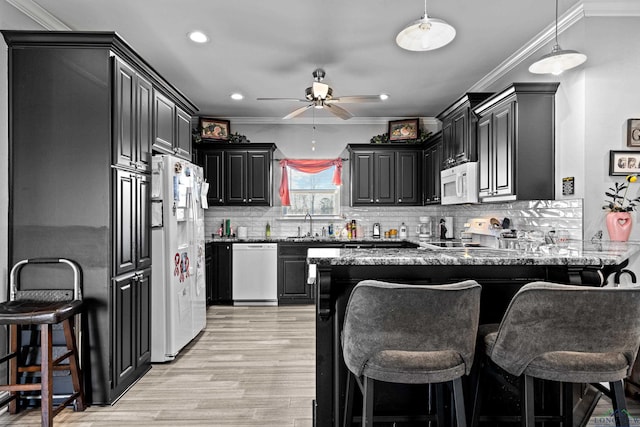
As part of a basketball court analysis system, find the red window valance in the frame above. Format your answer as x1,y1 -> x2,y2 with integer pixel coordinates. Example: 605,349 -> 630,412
279,158 -> 343,206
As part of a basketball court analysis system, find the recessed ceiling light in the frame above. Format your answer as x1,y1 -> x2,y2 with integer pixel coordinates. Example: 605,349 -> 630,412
379,93 -> 390,101
187,31 -> 209,44
230,93 -> 244,100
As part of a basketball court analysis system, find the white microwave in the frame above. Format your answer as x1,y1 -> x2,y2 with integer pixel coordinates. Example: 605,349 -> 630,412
440,162 -> 479,205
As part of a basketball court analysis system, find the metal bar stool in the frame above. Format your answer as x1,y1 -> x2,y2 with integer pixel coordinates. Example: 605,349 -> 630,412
0,258 -> 86,427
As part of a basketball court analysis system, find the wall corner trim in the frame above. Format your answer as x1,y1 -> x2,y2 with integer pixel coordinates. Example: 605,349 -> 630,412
6,0 -> 72,31
468,0 -> 640,92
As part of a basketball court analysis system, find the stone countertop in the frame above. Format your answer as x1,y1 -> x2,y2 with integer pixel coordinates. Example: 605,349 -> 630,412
306,241 -> 640,266
204,237 -> 416,244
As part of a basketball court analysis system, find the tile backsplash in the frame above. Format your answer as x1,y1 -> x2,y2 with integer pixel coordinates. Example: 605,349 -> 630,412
205,199 -> 583,241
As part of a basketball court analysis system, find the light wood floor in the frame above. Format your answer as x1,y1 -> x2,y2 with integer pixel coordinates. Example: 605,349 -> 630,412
1,304 -> 640,426
0,305 -> 316,426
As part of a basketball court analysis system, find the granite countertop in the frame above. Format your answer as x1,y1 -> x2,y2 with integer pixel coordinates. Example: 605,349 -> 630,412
306,241 -> 640,266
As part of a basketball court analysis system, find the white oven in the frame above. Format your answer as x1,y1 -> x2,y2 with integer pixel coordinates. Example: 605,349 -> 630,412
440,162 -> 479,205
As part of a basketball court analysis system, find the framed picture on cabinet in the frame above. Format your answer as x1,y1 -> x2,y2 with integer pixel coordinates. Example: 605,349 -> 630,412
200,117 -> 230,141
609,150 -> 640,176
388,118 -> 419,142
627,119 -> 640,147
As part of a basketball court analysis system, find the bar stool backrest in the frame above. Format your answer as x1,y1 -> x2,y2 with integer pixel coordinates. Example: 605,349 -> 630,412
488,281 -> 640,377
9,258 -> 83,302
342,279 -> 482,378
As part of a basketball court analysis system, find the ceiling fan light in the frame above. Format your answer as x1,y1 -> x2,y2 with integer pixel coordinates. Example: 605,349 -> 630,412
187,31 -> 209,44
528,45 -> 587,75
396,16 -> 456,51
379,93 -> 390,101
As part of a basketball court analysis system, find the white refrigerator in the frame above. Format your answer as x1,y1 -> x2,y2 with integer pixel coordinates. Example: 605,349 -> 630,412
150,154 -> 207,362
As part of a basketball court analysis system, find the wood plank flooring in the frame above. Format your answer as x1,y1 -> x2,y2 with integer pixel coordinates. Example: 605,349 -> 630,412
0,305 -> 316,426
1,304 -> 640,426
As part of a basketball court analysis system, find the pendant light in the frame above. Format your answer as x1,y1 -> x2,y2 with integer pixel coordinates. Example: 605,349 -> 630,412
529,0 -> 586,75
396,0 -> 456,52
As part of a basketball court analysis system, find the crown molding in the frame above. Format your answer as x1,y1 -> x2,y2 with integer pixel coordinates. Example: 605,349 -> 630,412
6,0 -> 71,30
228,116 -> 440,126
468,0 -> 640,92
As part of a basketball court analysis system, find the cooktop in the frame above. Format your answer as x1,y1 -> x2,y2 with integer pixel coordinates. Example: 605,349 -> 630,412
420,241 -> 483,249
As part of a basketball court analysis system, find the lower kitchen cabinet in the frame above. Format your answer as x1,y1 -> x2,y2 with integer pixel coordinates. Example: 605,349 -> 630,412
112,268 -> 151,397
206,242 -> 233,304
278,244 -> 314,304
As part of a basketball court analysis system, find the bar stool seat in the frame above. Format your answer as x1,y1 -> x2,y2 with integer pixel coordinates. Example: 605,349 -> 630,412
0,259 -> 86,427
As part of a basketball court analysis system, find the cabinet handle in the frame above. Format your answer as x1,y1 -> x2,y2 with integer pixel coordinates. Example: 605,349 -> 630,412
370,199 -> 374,203
398,198 -> 402,203
248,199 -> 252,202
376,199 -> 380,202
243,199 -> 247,202
219,198 -> 223,202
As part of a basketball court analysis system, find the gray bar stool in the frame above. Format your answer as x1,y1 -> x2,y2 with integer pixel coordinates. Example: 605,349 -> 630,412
0,258 -> 86,427
341,279 -> 482,427
471,281 -> 640,426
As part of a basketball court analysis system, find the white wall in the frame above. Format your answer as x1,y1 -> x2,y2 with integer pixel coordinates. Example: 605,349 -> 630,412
0,2 -> 45,300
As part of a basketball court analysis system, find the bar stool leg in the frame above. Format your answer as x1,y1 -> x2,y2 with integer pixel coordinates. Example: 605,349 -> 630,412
522,375 -> 535,427
610,380 -> 629,427
62,317 -> 85,411
8,324 -> 19,414
342,372 -> 354,427
452,377 -> 467,427
363,376 -> 374,427
40,324 -> 53,427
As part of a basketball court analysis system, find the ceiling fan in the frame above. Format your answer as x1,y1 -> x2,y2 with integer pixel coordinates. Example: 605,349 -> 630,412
257,68 -> 387,120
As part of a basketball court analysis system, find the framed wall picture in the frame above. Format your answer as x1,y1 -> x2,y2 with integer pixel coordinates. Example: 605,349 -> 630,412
388,118 -> 419,142
200,117 -> 230,141
609,150 -> 640,176
627,119 -> 640,147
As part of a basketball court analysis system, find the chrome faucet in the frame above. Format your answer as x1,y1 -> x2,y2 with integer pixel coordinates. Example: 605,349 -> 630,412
304,211 -> 313,237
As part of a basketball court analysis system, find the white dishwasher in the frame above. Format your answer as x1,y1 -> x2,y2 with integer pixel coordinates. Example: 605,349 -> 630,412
232,243 -> 278,305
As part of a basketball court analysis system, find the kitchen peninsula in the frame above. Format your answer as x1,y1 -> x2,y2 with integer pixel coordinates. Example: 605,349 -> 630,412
307,241 -> 640,426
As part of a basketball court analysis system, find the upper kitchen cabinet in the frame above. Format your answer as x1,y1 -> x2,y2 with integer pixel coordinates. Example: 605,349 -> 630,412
423,131 -> 443,205
473,82 -> 559,203
153,90 -> 193,160
194,143 -> 276,206
437,93 -> 493,169
348,144 -> 422,206
2,30 -> 197,406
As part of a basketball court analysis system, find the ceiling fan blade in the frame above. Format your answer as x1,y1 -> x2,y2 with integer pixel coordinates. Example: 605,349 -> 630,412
328,95 -> 383,104
324,103 -> 353,120
283,104 -> 313,120
312,82 -> 329,99
257,97 -> 308,102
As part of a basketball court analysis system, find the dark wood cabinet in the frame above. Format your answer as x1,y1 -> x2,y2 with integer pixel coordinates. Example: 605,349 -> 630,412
194,143 -> 275,206
3,30 -> 197,405
113,268 -> 151,391
423,132 -> 443,204
113,58 -> 153,173
206,242 -> 233,304
474,83 -> 559,202
153,91 -> 193,160
437,92 -> 493,169
199,150 -> 224,205
278,244 -> 313,304
349,145 -> 421,206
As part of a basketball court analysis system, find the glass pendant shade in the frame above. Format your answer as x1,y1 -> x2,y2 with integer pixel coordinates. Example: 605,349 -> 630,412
529,44 -> 587,75
396,16 -> 456,51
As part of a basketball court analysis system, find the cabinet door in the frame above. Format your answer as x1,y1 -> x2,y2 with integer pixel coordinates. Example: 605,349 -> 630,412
396,151 -> 420,205
279,258 -> 311,301
441,119 -> 454,168
205,244 -> 214,305
136,75 -> 153,173
493,102 -> 514,197
352,152 -> 374,205
113,274 -> 135,390
477,114 -> 492,198
135,269 -> 151,367
432,142 -> 442,203
452,108 -> 468,163
225,151 -> 246,204
213,243 -> 232,302
374,152 -> 395,204
424,142 -> 442,204
153,91 -> 174,154
201,150 -> 224,205
247,150 -> 271,205
136,174 -> 151,270
114,170 -> 136,276
113,58 -> 136,169
174,106 -> 191,159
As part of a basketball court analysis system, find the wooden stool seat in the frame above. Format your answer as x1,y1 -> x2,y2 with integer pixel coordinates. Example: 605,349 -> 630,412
0,259 -> 86,427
